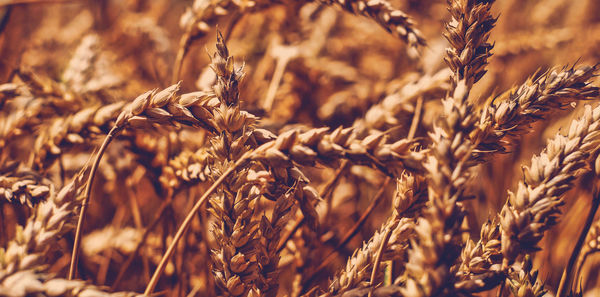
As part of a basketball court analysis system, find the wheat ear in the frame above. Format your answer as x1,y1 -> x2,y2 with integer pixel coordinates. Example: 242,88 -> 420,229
500,103 -> 600,267
33,102 -> 125,171
203,31 -> 267,296
315,0 -> 426,52
458,104 -> 600,293
401,0 -> 496,295
456,64 -> 599,291
0,167 -> 52,207
474,65 -> 599,156
506,255 -> 547,297
327,173 -> 426,295
0,167 -> 87,281
0,270 -> 136,297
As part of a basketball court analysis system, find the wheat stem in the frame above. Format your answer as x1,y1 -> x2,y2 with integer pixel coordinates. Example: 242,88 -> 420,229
305,177 -> 391,284
68,125 -> 120,280
111,198 -> 171,290
556,190 -> 600,297
172,26 -> 193,84
368,227 -> 392,297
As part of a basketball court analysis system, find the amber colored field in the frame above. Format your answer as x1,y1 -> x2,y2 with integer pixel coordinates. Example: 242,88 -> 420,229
1,0 -> 600,296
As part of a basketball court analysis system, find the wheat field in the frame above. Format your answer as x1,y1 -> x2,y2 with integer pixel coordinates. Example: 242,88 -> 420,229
1,0 -> 600,296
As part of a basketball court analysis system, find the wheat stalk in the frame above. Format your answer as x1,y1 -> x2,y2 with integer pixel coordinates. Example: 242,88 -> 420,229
68,81 -> 221,279
3,1 -> 600,296
202,32 -> 265,297
251,127 -> 423,177
556,190 -> 600,297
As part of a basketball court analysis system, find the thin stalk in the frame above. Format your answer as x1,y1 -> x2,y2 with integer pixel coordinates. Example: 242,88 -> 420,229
331,177 -> 391,249
556,190 -> 600,297
172,29 -> 192,84
277,214 -> 304,253
304,178 -> 390,283
263,52 -> 292,112
575,250 -> 594,288
368,227 -> 392,297
276,161 -> 349,253
144,154 -> 250,295
407,96 -> 423,140
111,198 -> 171,290
69,126 -> 119,280
496,280 -> 505,297
1,203 -> 6,246
323,161 -> 350,223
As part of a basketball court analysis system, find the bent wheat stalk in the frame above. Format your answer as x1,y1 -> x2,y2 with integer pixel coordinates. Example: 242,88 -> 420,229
68,126 -> 118,280
68,82 -> 218,279
556,190 -> 600,297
